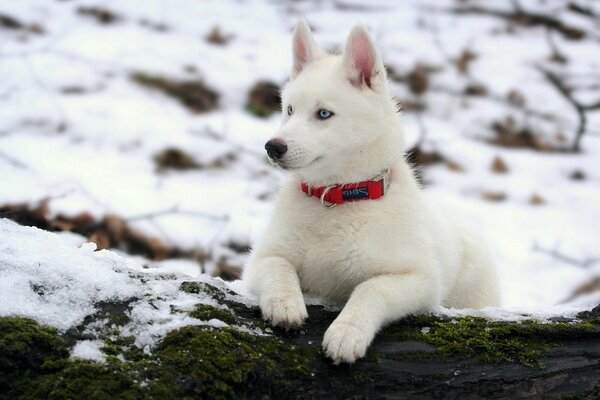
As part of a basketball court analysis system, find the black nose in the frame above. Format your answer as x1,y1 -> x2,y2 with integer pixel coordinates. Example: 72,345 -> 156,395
265,139 -> 288,159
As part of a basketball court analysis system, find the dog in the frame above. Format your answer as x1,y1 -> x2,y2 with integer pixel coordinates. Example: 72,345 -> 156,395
243,20 -> 500,365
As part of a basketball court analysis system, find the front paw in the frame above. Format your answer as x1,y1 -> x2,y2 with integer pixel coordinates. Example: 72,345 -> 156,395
322,321 -> 372,365
261,294 -> 308,329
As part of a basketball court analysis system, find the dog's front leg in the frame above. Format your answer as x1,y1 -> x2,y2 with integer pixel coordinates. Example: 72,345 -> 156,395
246,256 -> 307,329
323,273 -> 437,364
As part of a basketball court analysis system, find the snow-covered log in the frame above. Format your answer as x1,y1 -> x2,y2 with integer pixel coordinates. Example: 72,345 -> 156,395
1,220 -> 599,399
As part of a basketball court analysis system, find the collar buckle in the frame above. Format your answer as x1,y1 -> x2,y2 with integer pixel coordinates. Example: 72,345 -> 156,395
372,168 -> 391,196
320,185 -> 338,208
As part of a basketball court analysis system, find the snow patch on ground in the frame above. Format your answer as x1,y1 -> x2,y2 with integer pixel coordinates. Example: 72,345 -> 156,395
0,219 -> 251,349
0,219 -> 142,331
71,340 -> 107,363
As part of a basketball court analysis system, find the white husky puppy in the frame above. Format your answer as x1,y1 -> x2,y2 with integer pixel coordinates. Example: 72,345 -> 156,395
243,20 -> 500,365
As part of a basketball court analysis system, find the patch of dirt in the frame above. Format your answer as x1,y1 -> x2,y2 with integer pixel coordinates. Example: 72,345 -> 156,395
406,145 -> 445,167
397,100 -> 427,113
491,156 -> 509,174
481,191 -> 507,202
76,6 -> 121,25
154,148 -> 201,171
456,49 -> 478,75
389,63 -> 442,97
405,145 -> 462,183
530,194 -> 546,205
507,89 -> 526,107
246,81 -> 281,117
153,148 -> 236,172
488,117 -> 558,152
464,83 -> 488,96
569,170 -> 586,181
563,277 -> 600,304
212,258 -> 242,281
205,26 -> 234,45
131,72 -> 219,113
0,201 -> 206,263
0,13 -> 44,34
139,18 -> 168,32
407,64 -> 430,96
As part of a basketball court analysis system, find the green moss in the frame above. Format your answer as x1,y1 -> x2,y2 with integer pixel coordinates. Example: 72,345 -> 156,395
179,281 -> 226,300
365,347 -> 383,364
0,317 -> 69,396
102,335 -> 145,362
189,304 -> 237,325
35,361 -> 142,400
1,317 -> 311,400
385,316 -> 599,368
145,326 -> 311,399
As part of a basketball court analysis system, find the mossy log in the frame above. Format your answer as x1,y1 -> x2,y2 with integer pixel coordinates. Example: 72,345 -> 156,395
1,281 -> 599,399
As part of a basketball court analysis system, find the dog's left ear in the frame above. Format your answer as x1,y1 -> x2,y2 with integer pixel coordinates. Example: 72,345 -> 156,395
342,25 -> 384,89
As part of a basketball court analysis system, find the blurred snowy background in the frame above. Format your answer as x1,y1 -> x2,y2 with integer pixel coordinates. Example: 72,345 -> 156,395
0,0 -> 599,315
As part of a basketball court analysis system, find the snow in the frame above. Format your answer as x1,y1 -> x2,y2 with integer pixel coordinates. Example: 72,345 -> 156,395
0,219 -> 142,331
0,219 -> 251,350
0,0 -> 599,336
71,340 -> 107,363
0,218 -> 597,354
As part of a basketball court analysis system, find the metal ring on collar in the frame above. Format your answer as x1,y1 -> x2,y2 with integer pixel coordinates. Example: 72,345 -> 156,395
320,185 -> 338,209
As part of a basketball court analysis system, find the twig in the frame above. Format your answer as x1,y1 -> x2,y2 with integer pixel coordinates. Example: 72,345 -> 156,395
449,5 -> 587,40
0,151 -> 29,169
126,205 -> 229,223
567,2 -> 599,20
538,67 -> 600,152
428,84 -> 557,122
545,27 -> 567,63
533,242 -> 599,268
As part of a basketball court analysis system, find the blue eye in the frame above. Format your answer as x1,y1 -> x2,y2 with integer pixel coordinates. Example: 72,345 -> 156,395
317,109 -> 333,119
287,105 -> 293,116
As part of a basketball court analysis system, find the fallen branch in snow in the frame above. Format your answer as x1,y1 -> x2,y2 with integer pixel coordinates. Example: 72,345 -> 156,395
533,242 -> 600,268
449,4 -> 587,40
567,2 -> 600,20
538,67 -> 600,152
126,205 -> 230,223
0,151 -> 29,169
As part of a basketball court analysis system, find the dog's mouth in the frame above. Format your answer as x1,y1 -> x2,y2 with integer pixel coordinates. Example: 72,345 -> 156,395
268,156 -> 322,171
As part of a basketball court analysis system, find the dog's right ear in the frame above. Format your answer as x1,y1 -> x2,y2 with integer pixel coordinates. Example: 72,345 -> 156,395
291,19 -> 322,78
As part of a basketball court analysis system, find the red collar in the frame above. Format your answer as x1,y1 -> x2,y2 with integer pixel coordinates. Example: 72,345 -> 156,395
301,169 -> 391,208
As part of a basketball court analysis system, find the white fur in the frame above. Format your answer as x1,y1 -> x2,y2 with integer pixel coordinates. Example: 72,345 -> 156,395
243,20 -> 500,365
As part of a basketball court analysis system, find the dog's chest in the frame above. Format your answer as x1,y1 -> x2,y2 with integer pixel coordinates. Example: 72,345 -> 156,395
294,203 -> 386,301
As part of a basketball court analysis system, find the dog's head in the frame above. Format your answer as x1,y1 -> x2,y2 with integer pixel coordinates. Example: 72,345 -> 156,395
265,20 -> 402,184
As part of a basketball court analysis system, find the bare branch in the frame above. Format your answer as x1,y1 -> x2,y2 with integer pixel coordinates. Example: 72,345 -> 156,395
533,242 -> 599,268
449,5 -> 587,40
0,151 -> 29,169
538,67 -> 600,152
126,205 -> 229,223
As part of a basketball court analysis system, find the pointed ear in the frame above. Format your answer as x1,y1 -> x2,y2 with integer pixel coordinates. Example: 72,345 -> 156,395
291,19 -> 323,78
342,25 -> 383,88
